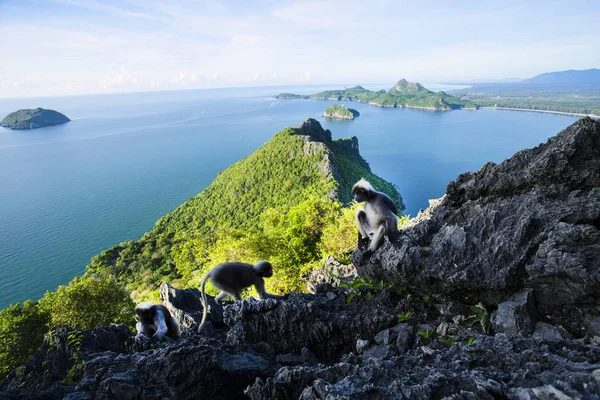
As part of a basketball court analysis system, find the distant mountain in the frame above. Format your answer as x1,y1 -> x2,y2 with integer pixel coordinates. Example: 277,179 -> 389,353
1,108 -> 70,130
277,79 -> 478,111
523,69 -> 600,84
389,79 -> 430,94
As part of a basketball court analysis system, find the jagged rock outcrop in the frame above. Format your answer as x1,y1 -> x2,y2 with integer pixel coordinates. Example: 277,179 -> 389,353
2,282 -> 599,399
160,283 -> 226,334
247,332 -> 600,399
224,290 -> 400,360
302,256 -> 357,294
353,117 -> 600,336
298,118 -> 333,143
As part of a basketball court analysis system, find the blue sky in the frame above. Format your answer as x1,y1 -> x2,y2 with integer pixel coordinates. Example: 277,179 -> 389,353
0,0 -> 599,97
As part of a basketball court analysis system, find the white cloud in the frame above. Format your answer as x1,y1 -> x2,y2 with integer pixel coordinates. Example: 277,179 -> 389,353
99,70 -> 141,90
0,0 -> 599,97
296,72 -> 313,82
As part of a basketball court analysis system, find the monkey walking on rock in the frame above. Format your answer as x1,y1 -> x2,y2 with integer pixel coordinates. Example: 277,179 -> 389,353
198,260 -> 284,332
353,178 -> 399,251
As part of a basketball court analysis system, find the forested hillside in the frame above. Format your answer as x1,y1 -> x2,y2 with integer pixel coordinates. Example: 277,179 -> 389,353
87,119 -> 403,298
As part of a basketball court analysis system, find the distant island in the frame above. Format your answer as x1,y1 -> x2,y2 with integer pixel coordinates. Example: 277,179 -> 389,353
323,104 -> 359,120
522,68 -> 600,84
277,79 -> 478,111
451,68 -> 600,118
1,108 -> 70,130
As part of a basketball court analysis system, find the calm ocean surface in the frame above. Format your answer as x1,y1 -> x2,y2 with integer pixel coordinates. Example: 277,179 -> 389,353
0,85 -> 577,307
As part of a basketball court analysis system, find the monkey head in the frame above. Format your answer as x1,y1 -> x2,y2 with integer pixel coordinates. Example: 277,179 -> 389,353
254,260 -> 273,277
135,302 -> 156,325
352,179 -> 374,203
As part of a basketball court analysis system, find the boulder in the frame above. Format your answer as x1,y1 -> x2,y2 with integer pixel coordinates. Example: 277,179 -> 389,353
491,289 -> 538,335
160,282 -> 225,333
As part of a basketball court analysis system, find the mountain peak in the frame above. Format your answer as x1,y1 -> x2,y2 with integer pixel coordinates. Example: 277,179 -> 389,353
389,79 -> 431,94
298,118 -> 332,142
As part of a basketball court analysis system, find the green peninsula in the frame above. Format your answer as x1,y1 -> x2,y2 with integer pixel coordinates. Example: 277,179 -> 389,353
1,108 -> 70,130
323,104 -> 360,120
276,93 -> 309,99
277,79 -> 478,111
87,118 -> 403,297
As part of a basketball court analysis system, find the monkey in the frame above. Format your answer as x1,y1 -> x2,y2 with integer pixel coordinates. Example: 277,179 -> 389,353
353,178 -> 399,251
198,261 -> 284,331
134,302 -> 180,342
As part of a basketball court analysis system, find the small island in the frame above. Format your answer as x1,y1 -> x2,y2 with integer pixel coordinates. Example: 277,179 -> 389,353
323,104 -> 360,120
276,93 -> 309,99
1,108 -> 70,130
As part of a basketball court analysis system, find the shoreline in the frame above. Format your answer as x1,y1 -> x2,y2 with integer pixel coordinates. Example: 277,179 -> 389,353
277,96 -> 599,118
480,106 -> 599,119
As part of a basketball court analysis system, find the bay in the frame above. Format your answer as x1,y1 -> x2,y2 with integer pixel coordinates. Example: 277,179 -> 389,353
0,85 -> 577,307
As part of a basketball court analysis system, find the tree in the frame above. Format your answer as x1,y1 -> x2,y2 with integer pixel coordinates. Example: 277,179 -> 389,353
38,276 -> 134,330
0,300 -> 50,379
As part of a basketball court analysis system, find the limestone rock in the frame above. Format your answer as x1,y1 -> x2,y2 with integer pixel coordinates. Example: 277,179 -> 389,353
353,118 -> 600,335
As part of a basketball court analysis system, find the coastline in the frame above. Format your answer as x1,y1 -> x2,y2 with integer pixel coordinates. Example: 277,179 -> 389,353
279,96 -> 598,117
481,106 -> 599,119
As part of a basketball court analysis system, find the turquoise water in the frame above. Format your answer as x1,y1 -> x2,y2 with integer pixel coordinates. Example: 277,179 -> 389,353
0,86 -> 577,307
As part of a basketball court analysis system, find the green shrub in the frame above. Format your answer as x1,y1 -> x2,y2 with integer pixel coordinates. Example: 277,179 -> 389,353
38,276 -> 135,330
0,300 -> 50,380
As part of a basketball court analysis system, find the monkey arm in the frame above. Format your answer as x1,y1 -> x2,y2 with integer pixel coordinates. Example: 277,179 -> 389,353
254,280 -> 284,300
152,310 -> 168,340
382,195 -> 399,216
355,210 -> 371,239
135,322 -> 153,338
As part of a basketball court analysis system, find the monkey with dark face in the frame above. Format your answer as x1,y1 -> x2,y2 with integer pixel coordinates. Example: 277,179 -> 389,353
353,179 -> 399,251
198,261 -> 283,331
135,302 -> 180,342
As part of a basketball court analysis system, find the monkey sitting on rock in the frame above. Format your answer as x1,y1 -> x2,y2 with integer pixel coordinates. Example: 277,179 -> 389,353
353,178 -> 399,251
134,302 -> 180,343
198,261 -> 284,332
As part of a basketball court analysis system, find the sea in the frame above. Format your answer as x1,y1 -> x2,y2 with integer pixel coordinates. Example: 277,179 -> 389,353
0,84 -> 578,308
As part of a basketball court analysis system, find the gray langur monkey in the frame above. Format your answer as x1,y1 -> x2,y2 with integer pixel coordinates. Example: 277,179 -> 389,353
198,261 -> 283,331
135,302 -> 180,342
353,178 -> 399,251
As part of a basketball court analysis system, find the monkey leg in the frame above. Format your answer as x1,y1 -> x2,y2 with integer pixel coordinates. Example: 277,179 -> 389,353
214,291 -> 228,305
369,224 -> 386,251
232,291 -> 243,302
355,210 -> 371,239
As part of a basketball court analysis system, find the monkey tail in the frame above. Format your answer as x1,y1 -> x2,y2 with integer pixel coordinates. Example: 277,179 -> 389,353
198,272 -> 211,332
